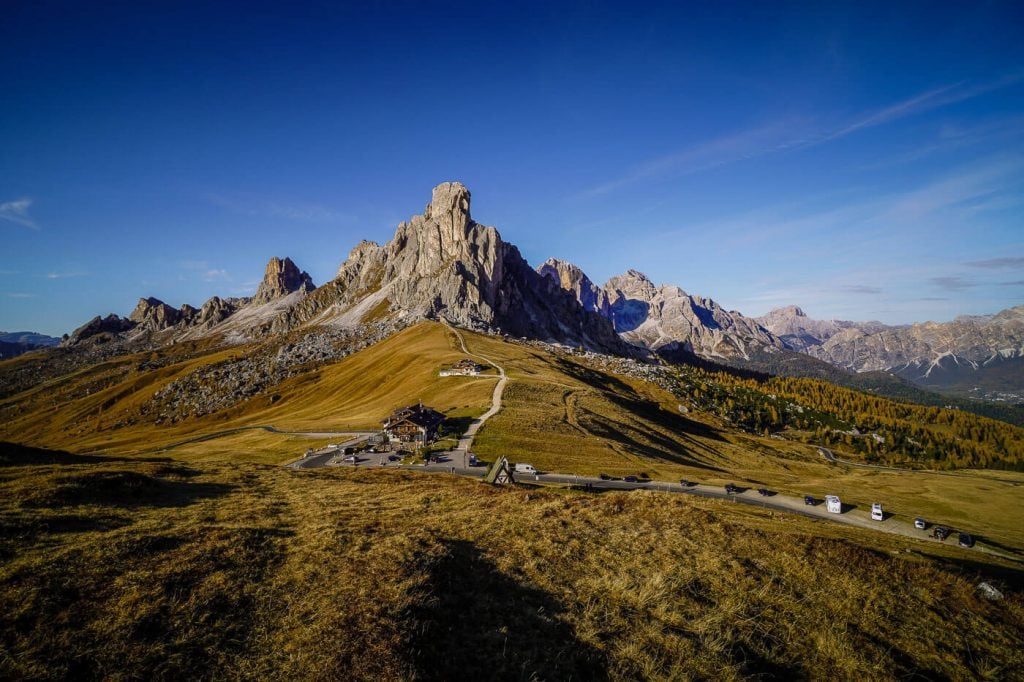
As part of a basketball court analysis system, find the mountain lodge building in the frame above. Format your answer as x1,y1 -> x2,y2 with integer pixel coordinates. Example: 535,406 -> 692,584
382,403 -> 446,445
439,357 -> 487,376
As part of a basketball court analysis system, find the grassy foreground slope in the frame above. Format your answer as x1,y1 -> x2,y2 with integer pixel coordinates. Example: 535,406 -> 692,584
1,445 -> 1021,681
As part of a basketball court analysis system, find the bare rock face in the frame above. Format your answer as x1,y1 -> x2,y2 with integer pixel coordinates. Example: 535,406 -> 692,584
756,306 -> 887,351
64,314 -> 137,346
538,258 -> 610,316
600,270 -> 783,359
129,297 -> 183,332
538,262 -> 783,360
288,182 -> 629,352
197,296 -> 240,327
253,257 -> 315,305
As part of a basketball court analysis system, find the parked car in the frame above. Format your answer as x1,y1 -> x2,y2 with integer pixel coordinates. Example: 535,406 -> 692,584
343,455 -> 357,463
804,495 -> 815,505
724,483 -> 738,494
757,487 -> 770,497
680,479 -> 694,487
515,463 -> 537,474
933,526 -> 951,541
599,473 -> 611,481
958,532 -> 975,548
468,454 -> 478,466
914,518 -> 928,530
388,455 -> 400,462
871,503 -> 884,521
623,475 -> 639,483
825,495 -> 842,514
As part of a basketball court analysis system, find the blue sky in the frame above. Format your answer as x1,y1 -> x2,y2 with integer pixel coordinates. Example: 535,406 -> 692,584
2,1 -> 1022,336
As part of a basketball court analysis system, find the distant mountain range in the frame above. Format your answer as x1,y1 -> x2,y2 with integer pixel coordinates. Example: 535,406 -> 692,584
0,331 -> 60,359
43,181 -> 1022,405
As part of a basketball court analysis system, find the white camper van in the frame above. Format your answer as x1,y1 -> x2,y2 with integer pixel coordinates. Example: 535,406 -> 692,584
825,495 -> 842,514
871,503 -> 884,521
515,463 -> 537,474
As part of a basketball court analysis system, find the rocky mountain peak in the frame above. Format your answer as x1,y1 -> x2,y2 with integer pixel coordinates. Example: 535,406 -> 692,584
771,305 -> 806,318
129,297 -> 182,331
253,257 -> 315,305
424,181 -> 472,237
537,258 -> 610,315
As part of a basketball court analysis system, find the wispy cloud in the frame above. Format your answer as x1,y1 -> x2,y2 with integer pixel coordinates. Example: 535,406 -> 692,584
180,260 -> 231,283
202,268 -> 229,282
965,256 -> 1024,269
998,280 -> 1024,286
838,284 -> 882,295
918,297 -> 950,301
4,292 -> 35,299
209,194 -> 354,223
0,198 -> 38,229
42,271 -> 88,280
581,72 -> 1024,198
929,276 -> 975,291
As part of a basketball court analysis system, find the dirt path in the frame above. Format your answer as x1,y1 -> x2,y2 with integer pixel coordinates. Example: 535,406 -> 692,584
444,323 -> 507,454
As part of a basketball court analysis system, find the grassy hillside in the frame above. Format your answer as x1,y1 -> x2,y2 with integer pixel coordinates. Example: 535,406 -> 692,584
1,445 -> 1021,680
0,323 -> 496,457
3,322 -> 1024,552
459,332 -> 1024,554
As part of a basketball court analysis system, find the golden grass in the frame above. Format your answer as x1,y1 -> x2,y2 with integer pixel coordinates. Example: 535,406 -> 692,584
3,322 -> 1024,552
1,448 -> 1021,680
0,323 -> 495,456
458,330 -> 1024,553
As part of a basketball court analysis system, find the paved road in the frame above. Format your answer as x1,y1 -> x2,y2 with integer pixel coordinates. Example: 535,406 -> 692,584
289,445 -> 1018,561
283,433 -> 379,469
532,472 -> 1018,561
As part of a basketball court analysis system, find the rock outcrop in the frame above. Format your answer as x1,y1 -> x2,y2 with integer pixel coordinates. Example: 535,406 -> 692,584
64,314 -> 137,346
538,262 -> 782,360
252,257 -> 315,305
284,182 -> 630,352
755,306 -> 887,351
538,258 -> 610,316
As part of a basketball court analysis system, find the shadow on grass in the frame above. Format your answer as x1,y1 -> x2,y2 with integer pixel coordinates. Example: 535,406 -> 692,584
408,539 -> 608,681
0,441 -> 171,467
554,358 -> 728,443
20,469 -> 234,510
443,416 -> 476,437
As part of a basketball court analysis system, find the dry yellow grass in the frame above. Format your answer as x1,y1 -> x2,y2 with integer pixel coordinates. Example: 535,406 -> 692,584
459,330 -> 1024,553
1,445 -> 1021,680
3,322 -> 1024,553
0,323 -> 495,456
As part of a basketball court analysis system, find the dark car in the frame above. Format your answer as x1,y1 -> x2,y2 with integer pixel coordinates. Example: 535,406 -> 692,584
680,479 -> 693,487
958,533 -> 975,548
804,495 -> 815,506
933,526 -> 951,541
388,455 -> 400,462
599,473 -> 611,481
757,487 -> 770,496
623,475 -> 639,483
724,483 -> 738,494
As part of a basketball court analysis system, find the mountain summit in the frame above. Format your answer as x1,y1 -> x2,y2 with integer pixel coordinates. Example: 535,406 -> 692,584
287,182 -> 628,351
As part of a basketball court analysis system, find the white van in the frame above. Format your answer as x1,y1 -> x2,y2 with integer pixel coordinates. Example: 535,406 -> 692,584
825,495 -> 842,514
514,463 -> 537,474
871,503 -> 884,521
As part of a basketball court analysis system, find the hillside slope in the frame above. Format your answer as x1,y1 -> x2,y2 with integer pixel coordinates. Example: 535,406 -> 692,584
1,449 -> 1021,680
